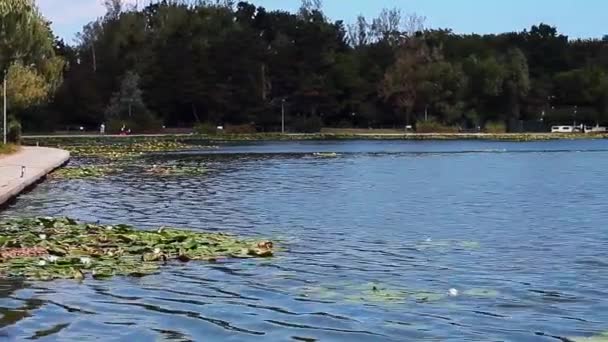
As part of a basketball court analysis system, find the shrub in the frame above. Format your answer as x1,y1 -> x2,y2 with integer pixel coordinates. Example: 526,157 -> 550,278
107,116 -> 162,134
415,120 -> 459,133
225,124 -> 257,134
194,122 -> 218,135
7,119 -> 22,144
291,116 -> 323,133
485,121 -> 507,133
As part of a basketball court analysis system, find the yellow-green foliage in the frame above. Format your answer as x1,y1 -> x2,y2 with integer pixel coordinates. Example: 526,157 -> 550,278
4,62 -> 51,109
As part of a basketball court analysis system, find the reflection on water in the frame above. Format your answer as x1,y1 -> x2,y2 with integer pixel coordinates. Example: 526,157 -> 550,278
1,140 -> 608,341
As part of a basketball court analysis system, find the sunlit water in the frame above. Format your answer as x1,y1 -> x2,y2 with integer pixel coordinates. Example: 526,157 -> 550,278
1,140 -> 608,341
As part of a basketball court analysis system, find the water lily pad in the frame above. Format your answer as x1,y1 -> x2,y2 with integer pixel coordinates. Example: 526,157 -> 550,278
410,291 -> 445,302
571,332 -> 608,342
312,152 -> 339,158
459,241 -> 481,249
51,166 -> 119,179
463,289 -> 500,298
0,217 -> 274,281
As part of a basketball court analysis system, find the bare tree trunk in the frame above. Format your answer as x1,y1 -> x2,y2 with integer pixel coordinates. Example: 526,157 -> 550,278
261,64 -> 267,101
92,44 -> 97,72
191,103 -> 200,123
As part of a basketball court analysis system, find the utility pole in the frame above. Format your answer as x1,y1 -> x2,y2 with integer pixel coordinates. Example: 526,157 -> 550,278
281,98 -> 286,134
3,70 -> 6,145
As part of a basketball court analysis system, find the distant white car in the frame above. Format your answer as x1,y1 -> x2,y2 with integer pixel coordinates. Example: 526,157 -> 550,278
551,126 -> 575,133
585,125 -> 607,133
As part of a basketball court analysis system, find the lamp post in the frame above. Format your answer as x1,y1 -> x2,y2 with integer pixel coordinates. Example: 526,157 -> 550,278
281,98 -> 286,134
3,69 -> 6,145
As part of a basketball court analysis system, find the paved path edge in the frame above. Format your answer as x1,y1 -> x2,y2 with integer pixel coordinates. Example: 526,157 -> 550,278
0,147 -> 70,207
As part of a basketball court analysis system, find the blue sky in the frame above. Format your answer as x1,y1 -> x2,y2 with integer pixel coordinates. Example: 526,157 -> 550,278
37,0 -> 606,43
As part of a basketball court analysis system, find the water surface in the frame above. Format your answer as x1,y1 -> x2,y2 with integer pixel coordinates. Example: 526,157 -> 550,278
1,140 -> 607,341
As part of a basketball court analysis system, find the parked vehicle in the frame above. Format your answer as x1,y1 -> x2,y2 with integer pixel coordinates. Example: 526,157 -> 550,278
551,126 -> 575,133
585,125 -> 607,133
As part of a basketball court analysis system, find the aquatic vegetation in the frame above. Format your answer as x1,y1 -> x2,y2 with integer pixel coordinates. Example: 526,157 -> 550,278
299,282 -> 500,306
463,288 -> 500,298
312,152 -> 339,158
302,283 -> 449,305
55,140 -> 193,159
51,165 -> 118,179
410,291 -> 445,302
0,217 -> 274,281
570,332 -> 608,342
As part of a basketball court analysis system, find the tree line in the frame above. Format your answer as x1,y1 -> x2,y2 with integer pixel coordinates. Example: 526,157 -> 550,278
4,0 -> 608,133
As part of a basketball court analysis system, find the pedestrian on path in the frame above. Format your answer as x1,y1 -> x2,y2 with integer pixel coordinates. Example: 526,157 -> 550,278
100,123 -> 105,135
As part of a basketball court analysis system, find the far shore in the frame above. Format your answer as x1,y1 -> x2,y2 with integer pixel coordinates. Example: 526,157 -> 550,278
22,131 -> 608,142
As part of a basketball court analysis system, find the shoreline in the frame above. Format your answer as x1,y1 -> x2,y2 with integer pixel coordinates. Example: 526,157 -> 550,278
23,132 -> 608,143
0,147 -> 70,207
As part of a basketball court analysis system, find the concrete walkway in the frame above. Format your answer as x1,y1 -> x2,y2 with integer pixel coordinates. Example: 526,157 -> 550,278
0,147 -> 70,206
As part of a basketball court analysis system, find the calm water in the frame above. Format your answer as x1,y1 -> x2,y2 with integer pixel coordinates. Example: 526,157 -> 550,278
1,140 -> 608,341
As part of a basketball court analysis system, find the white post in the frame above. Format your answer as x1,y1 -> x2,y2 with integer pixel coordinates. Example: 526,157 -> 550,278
3,71 -> 6,145
281,99 -> 285,134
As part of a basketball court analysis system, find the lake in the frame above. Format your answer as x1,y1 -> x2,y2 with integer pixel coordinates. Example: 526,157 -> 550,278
1,139 -> 607,341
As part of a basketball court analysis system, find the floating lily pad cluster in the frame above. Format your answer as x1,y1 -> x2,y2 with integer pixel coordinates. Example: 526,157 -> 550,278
312,152 -> 339,158
570,331 -> 608,342
299,282 -> 499,305
51,165 -> 119,179
63,140 -> 191,159
0,217 -> 274,281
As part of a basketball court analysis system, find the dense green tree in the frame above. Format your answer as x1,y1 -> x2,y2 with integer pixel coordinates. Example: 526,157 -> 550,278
22,1 -> 608,132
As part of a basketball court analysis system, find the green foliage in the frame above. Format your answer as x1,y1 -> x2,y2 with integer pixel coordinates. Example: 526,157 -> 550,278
0,217 -> 275,281
484,121 -> 507,133
292,116 -> 323,133
105,71 -> 160,130
0,0 -> 63,125
194,122 -> 218,135
10,1 -> 608,131
225,124 -> 257,134
416,120 -> 459,133
7,119 -> 21,143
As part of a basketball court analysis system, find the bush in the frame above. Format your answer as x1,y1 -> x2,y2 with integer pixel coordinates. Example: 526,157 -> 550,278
107,116 -> 163,134
291,116 -> 323,133
485,121 -> 507,133
7,119 -> 22,144
225,124 -> 257,134
194,122 -> 218,135
415,120 -> 459,133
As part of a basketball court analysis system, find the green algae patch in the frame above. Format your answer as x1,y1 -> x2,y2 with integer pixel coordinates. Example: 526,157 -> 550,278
0,217 -> 274,281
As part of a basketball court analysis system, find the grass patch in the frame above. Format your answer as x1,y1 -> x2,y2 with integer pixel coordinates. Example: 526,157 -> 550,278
0,144 -> 19,155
